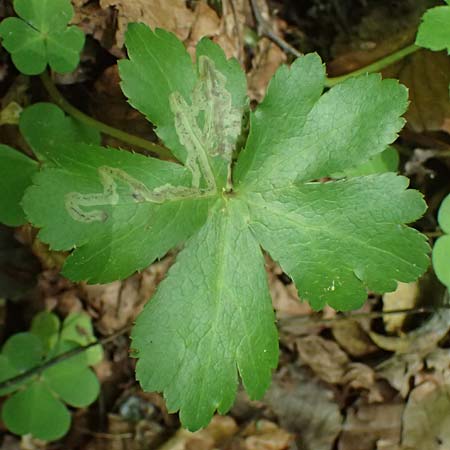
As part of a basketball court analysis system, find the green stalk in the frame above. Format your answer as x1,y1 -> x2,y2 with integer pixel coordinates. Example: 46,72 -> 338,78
40,72 -> 174,160
325,44 -> 420,87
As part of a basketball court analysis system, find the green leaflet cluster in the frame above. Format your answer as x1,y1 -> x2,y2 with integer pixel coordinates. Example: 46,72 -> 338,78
0,312 -> 102,441
433,194 -> 450,289
0,24 -> 430,430
0,0 -> 84,75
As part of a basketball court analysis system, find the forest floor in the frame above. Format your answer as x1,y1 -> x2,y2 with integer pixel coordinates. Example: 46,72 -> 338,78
1,0 -> 450,449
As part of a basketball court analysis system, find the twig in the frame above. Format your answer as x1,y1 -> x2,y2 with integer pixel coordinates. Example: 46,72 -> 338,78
40,72 -> 175,161
249,0 -> 302,58
0,324 -> 132,392
248,0 -> 419,88
227,0 -> 243,63
278,305 -> 450,328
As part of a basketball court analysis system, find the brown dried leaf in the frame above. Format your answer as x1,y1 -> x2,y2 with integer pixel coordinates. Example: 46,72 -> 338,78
265,365 -> 342,450
241,420 -> 295,450
383,50 -> 450,134
82,255 -> 174,334
157,415 -> 238,450
401,382 -> 450,450
377,353 -> 423,398
296,335 -> 350,384
369,309 -> 450,354
332,319 -> 378,357
338,401 -> 403,450
382,282 -> 419,334
247,38 -> 286,101
99,0 -> 195,51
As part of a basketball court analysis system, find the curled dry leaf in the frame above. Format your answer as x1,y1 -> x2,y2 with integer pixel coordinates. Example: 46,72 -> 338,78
265,365 -> 342,450
338,401 -> 403,450
382,281 -> 419,333
247,37 -> 286,101
383,50 -> 450,134
242,420 -> 295,450
332,319 -> 378,357
157,415 -> 238,450
401,382 -> 450,450
369,308 -> 450,354
99,0 -> 195,50
81,255 -> 174,335
296,335 -> 349,384
377,353 -> 423,398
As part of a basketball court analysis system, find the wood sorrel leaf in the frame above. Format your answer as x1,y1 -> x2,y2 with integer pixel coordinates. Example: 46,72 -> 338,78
0,0 -> 84,75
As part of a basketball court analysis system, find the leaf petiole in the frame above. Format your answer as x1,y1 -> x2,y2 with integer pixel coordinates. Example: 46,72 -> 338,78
325,44 -> 420,87
39,71 -> 175,161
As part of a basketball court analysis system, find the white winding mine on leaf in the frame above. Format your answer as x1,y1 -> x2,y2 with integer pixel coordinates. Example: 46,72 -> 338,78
66,56 -> 242,224
65,166 -> 200,223
170,55 -> 241,190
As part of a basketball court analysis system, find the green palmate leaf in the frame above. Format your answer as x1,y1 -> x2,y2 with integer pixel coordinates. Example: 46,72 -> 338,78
416,2 -> 450,53
0,0 -> 85,75
2,381 -> 71,441
132,200 -> 278,430
0,145 -> 38,226
432,194 -> 450,288
24,25 -> 430,430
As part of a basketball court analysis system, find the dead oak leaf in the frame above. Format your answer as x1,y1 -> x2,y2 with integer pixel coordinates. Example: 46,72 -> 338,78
99,0 -> 194,49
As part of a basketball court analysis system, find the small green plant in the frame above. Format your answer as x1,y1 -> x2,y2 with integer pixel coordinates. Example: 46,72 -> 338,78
0,0 -> 84,75
433,194 -> 450,289
0,0 -> 434,434
416,1 -> 450,286
0,312 -> 102,441
416,0 -> 450,54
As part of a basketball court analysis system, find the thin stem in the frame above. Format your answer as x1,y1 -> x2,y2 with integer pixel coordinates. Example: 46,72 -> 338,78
0,324 -> 132,392
279,305 -> 450,328
325,44 -> 420,87
40,72 -> 175,161
249,0 -> 302,58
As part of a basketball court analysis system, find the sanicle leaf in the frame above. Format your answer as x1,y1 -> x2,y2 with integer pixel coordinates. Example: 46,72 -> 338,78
23,24 -> 430,430
0,0 -> 84,75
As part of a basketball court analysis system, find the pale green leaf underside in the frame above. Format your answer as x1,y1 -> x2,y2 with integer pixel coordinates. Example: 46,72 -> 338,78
132,199 -> 278,431
0,0 -> 84,75
416,5 -> 450,53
